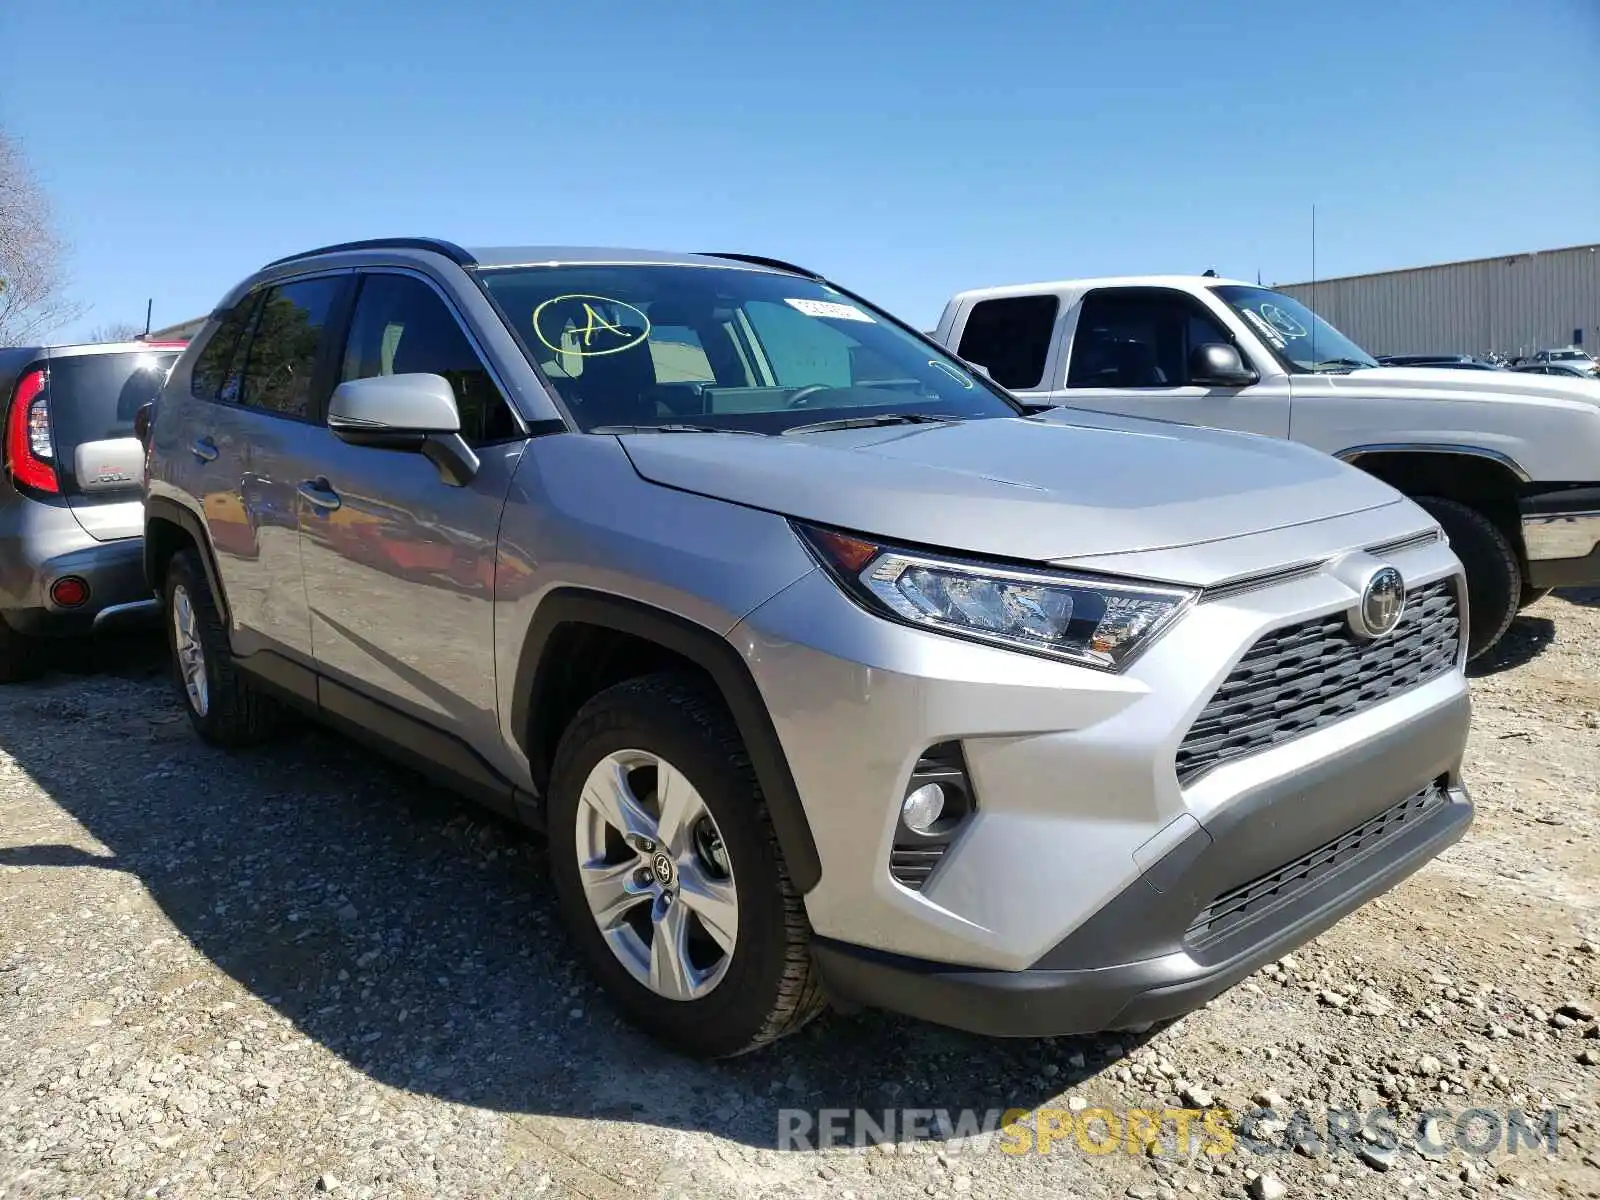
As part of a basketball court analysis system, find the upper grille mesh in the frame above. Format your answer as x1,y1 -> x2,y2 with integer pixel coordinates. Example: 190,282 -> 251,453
1176,579 -> 1460,785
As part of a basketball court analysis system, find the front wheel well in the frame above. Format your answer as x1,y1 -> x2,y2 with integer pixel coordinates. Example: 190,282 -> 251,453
1343,450 -> 1525,556
523,621 -> 710,794
512,591 -> 824,894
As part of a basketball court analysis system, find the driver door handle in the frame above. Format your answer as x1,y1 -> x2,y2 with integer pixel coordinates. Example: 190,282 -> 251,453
297,477 -> 342,511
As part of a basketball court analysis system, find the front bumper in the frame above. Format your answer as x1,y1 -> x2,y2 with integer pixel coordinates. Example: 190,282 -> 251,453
815,746 -> 1471,1038
1521,485 -> 1600,589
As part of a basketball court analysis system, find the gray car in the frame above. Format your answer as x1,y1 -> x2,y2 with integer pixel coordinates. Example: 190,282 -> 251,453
143,239 -> 1473,1057
1530,347 -> 1598,376
1515,361 -> 1599,379
0,340 -> 183,680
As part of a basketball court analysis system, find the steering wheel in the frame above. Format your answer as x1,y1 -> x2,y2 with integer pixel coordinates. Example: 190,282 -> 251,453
785,384 -> 835,408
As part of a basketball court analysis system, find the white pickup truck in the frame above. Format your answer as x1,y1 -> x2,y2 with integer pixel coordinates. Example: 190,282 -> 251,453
933,275 -> 1600,658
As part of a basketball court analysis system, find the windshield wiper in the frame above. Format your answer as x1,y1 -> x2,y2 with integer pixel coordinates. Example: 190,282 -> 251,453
591,423 -> 765,436
783,413 -> 962,436
1305,358 -> 1372,374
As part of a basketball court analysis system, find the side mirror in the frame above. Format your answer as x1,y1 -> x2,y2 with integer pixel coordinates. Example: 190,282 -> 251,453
1189,343 -> 1259,388
327,373 -> 479,486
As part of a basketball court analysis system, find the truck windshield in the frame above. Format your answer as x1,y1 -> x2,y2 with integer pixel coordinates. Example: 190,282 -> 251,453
477,264 -> 1023,434
1210,285 -> 1378,374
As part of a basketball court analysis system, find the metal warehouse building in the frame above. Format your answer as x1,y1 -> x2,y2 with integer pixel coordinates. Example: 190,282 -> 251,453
1277,242 -> 1600,360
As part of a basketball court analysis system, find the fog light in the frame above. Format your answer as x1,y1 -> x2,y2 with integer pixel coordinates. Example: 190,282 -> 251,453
901,783 -> 946,834
50,576 -> 89,608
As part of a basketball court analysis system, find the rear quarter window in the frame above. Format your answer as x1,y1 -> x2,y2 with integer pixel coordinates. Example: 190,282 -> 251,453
191,302 -> 256,401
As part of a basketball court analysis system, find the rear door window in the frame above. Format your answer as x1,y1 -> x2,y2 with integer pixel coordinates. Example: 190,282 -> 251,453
956,295 -> 1060,389
237,278 -> 344,420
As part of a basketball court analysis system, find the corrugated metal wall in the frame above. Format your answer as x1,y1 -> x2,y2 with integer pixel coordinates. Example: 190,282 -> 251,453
1277,244 -> 1600,358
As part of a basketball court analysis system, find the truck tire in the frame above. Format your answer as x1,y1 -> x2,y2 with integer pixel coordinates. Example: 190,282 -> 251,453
1416,496 -> 1520,660
546,672 -> 825,1058
164,548 -> 282,746
0,616 -> 43,684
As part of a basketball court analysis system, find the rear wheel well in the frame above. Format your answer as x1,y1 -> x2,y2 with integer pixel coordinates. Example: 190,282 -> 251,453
143,516 -> 194,597
525,622 -> 711,794
1344,451 -> 1525,557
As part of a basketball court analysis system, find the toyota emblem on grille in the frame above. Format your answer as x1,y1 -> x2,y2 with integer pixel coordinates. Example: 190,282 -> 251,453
1351,565 -> 1406,639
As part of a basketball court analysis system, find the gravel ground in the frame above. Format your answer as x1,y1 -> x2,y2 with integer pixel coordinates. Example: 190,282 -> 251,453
1,591 -> 1597,1200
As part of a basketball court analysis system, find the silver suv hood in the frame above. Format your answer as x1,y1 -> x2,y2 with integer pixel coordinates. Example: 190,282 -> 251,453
618,408 -> 1404,563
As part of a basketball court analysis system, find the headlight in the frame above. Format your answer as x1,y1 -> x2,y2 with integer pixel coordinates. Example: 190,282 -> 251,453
796,523 -> 1195,671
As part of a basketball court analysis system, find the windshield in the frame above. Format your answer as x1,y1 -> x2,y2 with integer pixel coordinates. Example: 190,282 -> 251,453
1210,285 -> 1378,374
477,264 -> 1021,434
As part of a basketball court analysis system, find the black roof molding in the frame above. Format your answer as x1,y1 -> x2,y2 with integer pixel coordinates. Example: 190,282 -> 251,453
261,238 -> 476,270
698,252 -> 821,279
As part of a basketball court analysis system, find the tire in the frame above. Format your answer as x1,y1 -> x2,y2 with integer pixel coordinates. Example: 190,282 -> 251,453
1520,584 -> 1554,610
546,672 -> 825,1058
163,548 -> 281,746
0,615 -> 43,684
1415,496 -> 1521,660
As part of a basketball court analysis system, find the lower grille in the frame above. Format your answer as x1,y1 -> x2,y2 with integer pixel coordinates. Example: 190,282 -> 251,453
1176,579 -> 1460,785
1184,780 -> 1448,949
889,847 -> 944,888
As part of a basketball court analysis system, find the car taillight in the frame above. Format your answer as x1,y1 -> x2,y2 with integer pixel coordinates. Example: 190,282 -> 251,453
5,368 -> 58,494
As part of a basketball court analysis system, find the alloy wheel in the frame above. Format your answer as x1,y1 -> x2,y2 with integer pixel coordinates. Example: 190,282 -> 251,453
171,584 -> 209,717
574,749 -> 738,1001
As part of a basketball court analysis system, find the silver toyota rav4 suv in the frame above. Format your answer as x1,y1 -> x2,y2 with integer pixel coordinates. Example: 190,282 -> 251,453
0,340 -> 184,680
144,239 -> 1473,1057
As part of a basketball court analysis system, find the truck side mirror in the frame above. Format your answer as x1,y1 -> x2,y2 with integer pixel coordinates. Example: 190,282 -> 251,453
1189,343 -> 1259,388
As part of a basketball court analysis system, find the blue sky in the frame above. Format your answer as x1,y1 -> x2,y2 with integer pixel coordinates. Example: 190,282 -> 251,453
6,0 -> 1597,340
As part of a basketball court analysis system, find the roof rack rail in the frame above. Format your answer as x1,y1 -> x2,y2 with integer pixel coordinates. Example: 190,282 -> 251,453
698,252 -> 821,279
261,238 -> 476,270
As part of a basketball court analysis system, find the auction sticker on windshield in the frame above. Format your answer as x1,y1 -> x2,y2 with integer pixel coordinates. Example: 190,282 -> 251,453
1258,302 -> 1309,340
1240,307 -> 1288,349
784,298 -> 875,322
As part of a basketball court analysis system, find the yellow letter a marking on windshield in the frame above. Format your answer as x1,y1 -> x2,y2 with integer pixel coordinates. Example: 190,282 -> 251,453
576,302 -> 627,347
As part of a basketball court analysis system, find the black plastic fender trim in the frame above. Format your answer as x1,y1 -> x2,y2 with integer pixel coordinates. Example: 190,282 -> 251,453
143,495 -> 231,628
512,588 -> 823,894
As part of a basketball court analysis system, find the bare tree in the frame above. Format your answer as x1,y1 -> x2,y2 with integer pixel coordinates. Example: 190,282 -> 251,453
0,128 -> 83,345
86,321 -> 145,343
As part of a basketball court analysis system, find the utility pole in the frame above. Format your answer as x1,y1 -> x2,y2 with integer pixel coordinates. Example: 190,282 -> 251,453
1310,205 -> 1318,366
